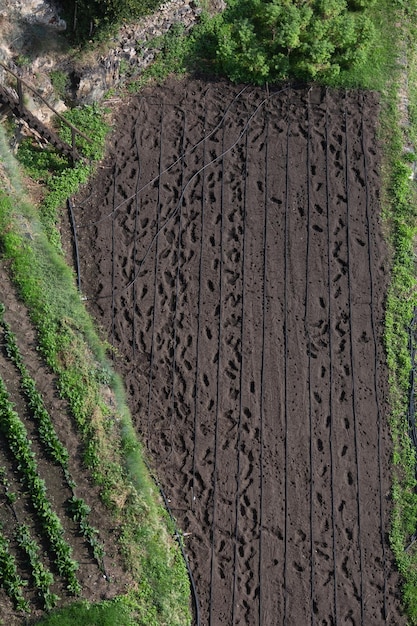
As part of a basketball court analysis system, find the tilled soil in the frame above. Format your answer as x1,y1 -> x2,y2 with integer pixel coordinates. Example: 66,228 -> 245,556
72,77 -> 405,625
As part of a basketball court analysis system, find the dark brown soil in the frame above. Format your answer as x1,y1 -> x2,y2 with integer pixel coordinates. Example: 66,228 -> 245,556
70,77 -> 405,625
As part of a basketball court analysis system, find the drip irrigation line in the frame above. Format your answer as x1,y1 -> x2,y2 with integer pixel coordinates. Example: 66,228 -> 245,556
305,91 -> 315,626
167,107 -> 187,461
146,104 -> 164,451
325,87 -> 339,626
67,197 -> 81,293
344,90 -> 365,626
77,86 -> 250,227
231,114 -> 250,626
81,85 -> 297,303
208,117 -> 226,626
258,87 -> 269,626
283,90 -> 290,626
408,308 -> 417,450
360,91 -> 388,622
144,460 -> 201,626
120,87 -> 295,294
131,103 -> 144,359
191,99 -> 208,510
111,162 -> 117,355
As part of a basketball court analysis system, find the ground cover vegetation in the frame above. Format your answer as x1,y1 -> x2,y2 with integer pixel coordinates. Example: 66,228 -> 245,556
380,3 -> 417,621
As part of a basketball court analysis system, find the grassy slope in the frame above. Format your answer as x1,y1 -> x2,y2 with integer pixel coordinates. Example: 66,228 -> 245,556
0,119 -> 191,624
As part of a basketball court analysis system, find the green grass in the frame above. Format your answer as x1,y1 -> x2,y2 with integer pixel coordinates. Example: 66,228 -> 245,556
374,1 -> 417,622
34,598 -> 135,626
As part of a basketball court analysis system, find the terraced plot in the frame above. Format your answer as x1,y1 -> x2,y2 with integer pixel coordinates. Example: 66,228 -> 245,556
0,266 -> 130,624
73,78 -> 405,625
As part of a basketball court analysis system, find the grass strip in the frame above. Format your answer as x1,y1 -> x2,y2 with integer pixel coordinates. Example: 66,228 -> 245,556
377,1 -> 417,622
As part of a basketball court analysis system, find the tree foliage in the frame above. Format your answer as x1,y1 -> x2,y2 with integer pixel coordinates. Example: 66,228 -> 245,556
65,0 -> 160,41
196,0 -> 377,84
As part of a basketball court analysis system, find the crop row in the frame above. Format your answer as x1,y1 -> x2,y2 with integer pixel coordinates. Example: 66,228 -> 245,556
0,525 -> 29,613
15,523 -> 60,611
0,465 -> 60,611
0,376 -> 81,594
0,304 -> 106,573
0,303 -> 69,470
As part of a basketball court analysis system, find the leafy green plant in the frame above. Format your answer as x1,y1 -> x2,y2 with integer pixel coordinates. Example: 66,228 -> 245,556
0,377 -> 81,594
15,524 -> 59,611
50,70 -> 70,101
0,530 -> 29,612
187,0 -> 377,84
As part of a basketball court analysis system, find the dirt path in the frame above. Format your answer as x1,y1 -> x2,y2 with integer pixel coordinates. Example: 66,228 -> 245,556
71,77 -> 405,625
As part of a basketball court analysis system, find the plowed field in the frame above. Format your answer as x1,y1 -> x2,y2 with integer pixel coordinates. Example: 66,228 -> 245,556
72,78 -> 405,625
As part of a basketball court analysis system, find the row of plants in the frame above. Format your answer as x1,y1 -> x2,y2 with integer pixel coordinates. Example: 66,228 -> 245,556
0,376 -> 81,595
0,305 -> 107,574
0,526 -> 29,613
0,466 -> 61,611
67,497 -> 106,573
0,304 -> 69,470
15,523 -> 60,611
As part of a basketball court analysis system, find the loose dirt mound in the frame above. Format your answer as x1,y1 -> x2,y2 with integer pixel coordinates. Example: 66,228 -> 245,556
72,77 -> 405,625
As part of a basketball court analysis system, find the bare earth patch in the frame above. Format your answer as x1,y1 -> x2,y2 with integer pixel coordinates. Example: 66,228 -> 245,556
70,77 -> 405,625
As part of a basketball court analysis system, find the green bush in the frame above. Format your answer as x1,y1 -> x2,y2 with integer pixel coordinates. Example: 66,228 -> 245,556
189,0 -> 376,84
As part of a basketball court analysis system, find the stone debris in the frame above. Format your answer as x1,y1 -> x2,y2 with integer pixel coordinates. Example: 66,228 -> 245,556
0,0 -> 225,109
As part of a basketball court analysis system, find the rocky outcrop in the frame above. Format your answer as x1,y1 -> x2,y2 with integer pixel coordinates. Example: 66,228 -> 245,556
0,0 -> 225,111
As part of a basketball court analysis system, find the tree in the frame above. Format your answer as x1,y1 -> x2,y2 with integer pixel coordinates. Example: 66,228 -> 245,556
207,0 -> 376,84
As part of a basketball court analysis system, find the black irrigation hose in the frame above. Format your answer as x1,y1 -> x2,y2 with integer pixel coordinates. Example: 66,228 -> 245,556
258,87 -> 269,626
111,162 -> 117,356
67,197 -> 81,293
168,107 -> 187,461
305,91 -> 315,626
146,104 -> 164,451
283,91 -> 290,626
324,88 -> 339,626
408,308 -> 417,449
144,460 -> 201,626
231,115 -> 250,626
131,104 -> 144,359
344,90 -> 365,625
208,118 -> 226,626
191,100 -> 208,509
82,85 -> 297,304
360,90 -> 389,622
